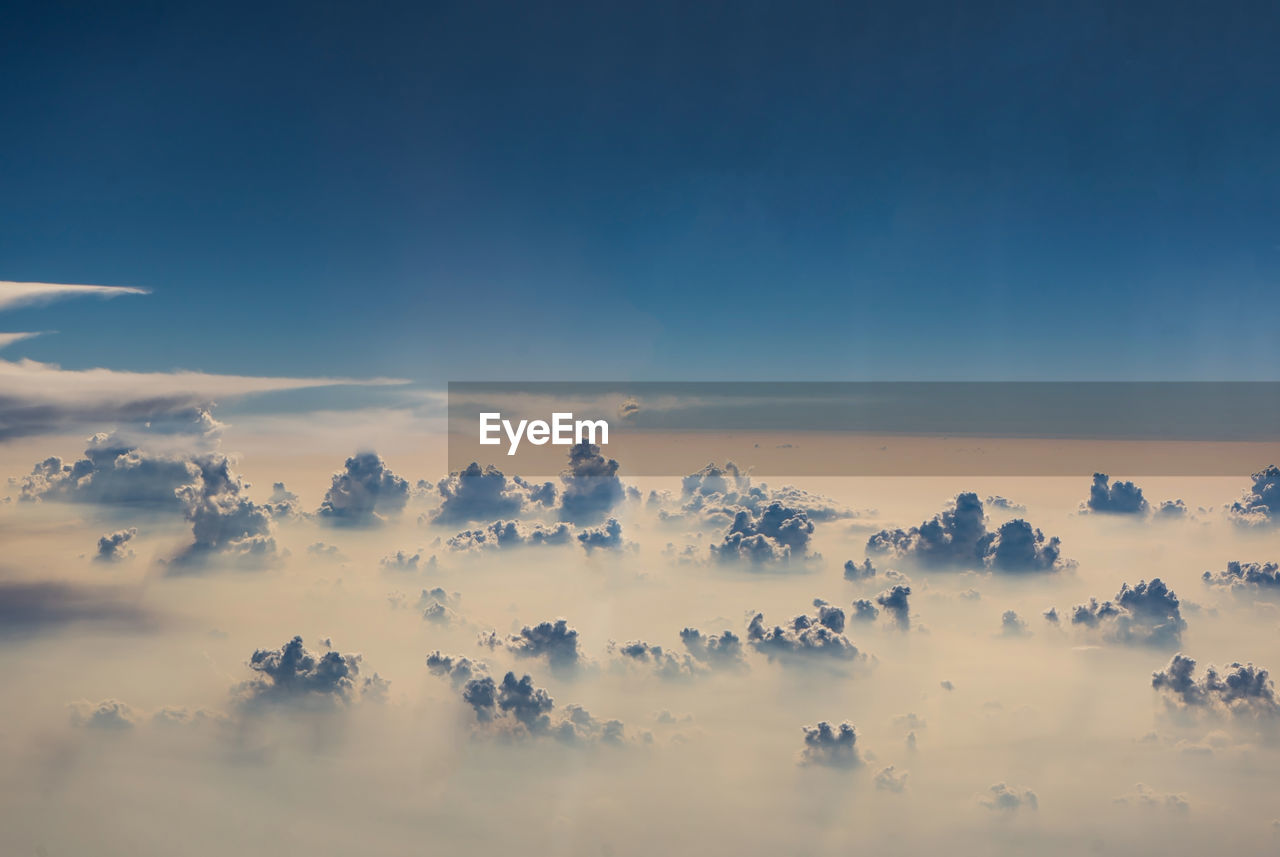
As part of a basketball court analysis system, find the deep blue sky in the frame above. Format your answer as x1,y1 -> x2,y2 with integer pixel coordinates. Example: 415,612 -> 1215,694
2,1 -> 1277,382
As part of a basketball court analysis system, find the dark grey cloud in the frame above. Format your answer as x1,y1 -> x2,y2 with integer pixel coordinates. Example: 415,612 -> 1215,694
1155,499 -> 1189,518
843,558 -> 876,580
1227,465 -> 1280,526
710,502 -> 815,565
867,493 -> 1069,572
1043,607 -> 1060,624
95,528 -> 137,562
170,456 -> 280,569
446,520 -> 574,551
799,721 -> 861,767
431,463 -> 542,525
1070,579 -> 1186,646
746,610 -> 866,663
317,452 -> 410,525
238,636 -> 386,710
0,581 -> 156,638
678,627 -> 748,671
1152,653 -> 1278,717
1203,561 -> 1280,591
980,783 -> 1038,811
1085,473 -> 1149,514
426,651 -> 480,686
577,518 -> 626,552
851,599 -> 880,623
876,585 -> 911,630
503,619 -> 581,670
557,443 -> 625,524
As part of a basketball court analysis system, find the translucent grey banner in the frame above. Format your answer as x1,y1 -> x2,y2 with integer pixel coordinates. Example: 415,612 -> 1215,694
447,382 -> 1280,476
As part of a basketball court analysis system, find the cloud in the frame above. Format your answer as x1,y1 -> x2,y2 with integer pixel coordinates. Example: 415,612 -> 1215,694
1203,561 -> 1280,591
500,619 -> 581,670
1001,610 -> 1030,637
0,581 -> 156,638
69,699 -> 139,730
0,280 -> 149,311
0,359 -> 406,440
557,442 -> 625,524
799,721 -> 861,767
985,495 -> 1026,513
577,518 -> 627,552
874,765 -> 909,792
95,528 -> 137,562
426,652 -> 482,686
980,783 -> 1038,811
1070,579 -> 1187,646
0,331 -> 43,350
711,502 -> 816,565
317,453 -> 410,525
843,558 -> 876,580
673,462 -> 853,525
611,641 -> 702,680
746,609 -> 866,663
678,627 -> 748,671
1113,783 -> 1190,815
446,520 -> 574,551
1152,653 -> 1278,717
431,463 -> 549,525
1085,473 -> 1149,514
1155,499 -> 1189,518
380,550 -> 436,572
1228,465 -> 1280,526
867,493 -> 1070,572
851,599 -> 880,623
876,585 -> 912,630
237,636 -> 386,710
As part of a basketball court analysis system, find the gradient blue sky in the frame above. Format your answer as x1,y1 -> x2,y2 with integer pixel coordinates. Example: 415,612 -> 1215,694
2,1 -> 1277,383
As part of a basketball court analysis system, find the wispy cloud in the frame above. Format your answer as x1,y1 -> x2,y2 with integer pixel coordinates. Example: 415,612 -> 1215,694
0,358 -> 409,440
0,331 -> 44,350
0,280 -> 149,312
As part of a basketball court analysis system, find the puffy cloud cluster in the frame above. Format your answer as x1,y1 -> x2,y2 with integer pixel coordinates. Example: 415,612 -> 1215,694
1228,465 -> 1280,526
16,432 -> 210,508
1152,653 -> 1278,718
1001,610 -> 1030,637
678,627 -> 748,671
851,599 -> 880,623
431,659 -> 624,743
1070,579 -> 1187,646
558,443 -> 625,524
673,462 -> 852,524
710,502 -> 815,565
95,528 -> 137,562
380,550 -> 436,572
174,456 -> 279,566
799,721 -> 861,767
876,585 -> 912,630
69,699 -> 139,730
867,493 -> 1069,572
430,463 -> 553,525
980,783 -> 1038,812
237,636 -> 386,710
843,558 -> 876,580
317,453 -> 410,525
1085,473 -> 1149,514
577,518 -> 627,552
874,765 -> 909,792
985,495 -> 1026,513
1203,560 -> 1280,591
446,520 -> 573,551
746,608 -> 866,663
612,640 -> 701,680
492,619 -> 581,670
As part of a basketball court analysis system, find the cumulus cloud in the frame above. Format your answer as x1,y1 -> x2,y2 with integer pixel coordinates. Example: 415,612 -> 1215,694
426,651 -> 481,686
844,558 -> 876,580
577,518 -> 627,552
985,495 -> 1026,513
496,619 -> 581,670
557,443 -> 625,524
851,599 -> 880,623
317,453 -> 410,525
1203,561 -> 1280,591
980,783 -> 1038,812
868,493 -> 1069,572
799,721 -> 861,767
678,627 -> 748,671
611,640 -> 702,680
95,528 -> 137,562
876,585 -> 912,630
431,463 -> 550,525
671,462 -> 853,525
1001,610 -> 1030,637
1152,653 -> 1278,718
1069,579 -> 1187,646
237,636 -> 386,710
711,502 -> 816,565
446,520 -> 573,551
380,550 -> 436,572
1113,783 -> 1190,815
172,456 -> 280,567
1228,465 -> 1280,526
1085,473 -> 1149,515
746,608 -> 866,663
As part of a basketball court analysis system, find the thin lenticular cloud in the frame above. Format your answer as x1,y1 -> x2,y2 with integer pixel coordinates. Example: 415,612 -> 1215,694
0,280 -> 149,311
0,331 -> 44,349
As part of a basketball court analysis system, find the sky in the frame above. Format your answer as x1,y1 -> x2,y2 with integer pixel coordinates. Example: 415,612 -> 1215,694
3,5 -> 1280,856
2,0 -> 1279,382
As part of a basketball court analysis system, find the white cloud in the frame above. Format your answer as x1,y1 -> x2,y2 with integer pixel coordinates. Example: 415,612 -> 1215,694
0,280 -> 149,312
